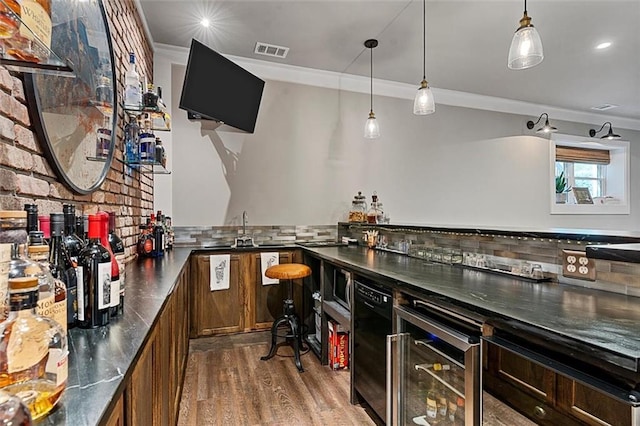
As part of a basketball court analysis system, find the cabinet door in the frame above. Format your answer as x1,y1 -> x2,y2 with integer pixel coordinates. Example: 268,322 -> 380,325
126,328 -> 156,426
103,393 -> 124,426
192,253 -> 243,336
557,375 -> 633,426
251,251 -> 293,329
154,295 -> 172,426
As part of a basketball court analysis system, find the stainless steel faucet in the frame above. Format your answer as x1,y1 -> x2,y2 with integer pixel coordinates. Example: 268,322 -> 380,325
242,210 -> 248,236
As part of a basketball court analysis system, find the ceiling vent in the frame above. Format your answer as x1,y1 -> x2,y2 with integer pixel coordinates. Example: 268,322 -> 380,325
591,104 -> 618,111
254,42 -> 289,59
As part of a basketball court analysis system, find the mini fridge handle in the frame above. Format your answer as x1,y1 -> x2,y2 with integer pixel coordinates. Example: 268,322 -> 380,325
386,333 -> 397,426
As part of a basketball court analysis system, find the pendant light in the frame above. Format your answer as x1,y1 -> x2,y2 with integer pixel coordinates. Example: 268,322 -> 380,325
413,0 -> 434,115
589,122 -> 621,140
508,0 -> 544,70
364,39 -> 380,139
526,113 -> 557,134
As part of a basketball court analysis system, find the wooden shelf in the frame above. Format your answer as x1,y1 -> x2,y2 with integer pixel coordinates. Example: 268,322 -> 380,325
323,300 -> 350,332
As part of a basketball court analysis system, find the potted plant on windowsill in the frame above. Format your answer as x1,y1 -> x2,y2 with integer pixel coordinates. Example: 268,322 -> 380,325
555,172 -> 571,203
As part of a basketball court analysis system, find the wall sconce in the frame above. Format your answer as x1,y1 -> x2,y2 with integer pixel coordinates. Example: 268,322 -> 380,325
589,122 -> 621,140
527,113 -> 557,134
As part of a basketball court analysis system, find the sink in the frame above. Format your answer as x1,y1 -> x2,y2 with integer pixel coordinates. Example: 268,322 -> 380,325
257,243 -> 290,248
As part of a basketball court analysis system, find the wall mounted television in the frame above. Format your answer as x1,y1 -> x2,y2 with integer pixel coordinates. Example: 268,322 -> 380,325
179,39 -> 265,133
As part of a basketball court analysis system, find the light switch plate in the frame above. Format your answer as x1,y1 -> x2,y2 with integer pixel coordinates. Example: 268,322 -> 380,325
562,249 -> 596,281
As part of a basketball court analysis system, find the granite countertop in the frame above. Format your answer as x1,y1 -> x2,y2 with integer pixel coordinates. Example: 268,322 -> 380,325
304,245 -> 640,372
41,248 -> 192,425
586,243 -> 640,264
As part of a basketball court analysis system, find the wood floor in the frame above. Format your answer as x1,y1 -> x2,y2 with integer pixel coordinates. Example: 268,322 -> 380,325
177,331 -> 379,426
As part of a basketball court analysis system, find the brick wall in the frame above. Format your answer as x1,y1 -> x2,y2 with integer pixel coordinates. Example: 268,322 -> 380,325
0,0 -> 154,262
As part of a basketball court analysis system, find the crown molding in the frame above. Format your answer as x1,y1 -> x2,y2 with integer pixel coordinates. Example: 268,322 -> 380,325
132,0 -> 154,52
154,43 -> 640,131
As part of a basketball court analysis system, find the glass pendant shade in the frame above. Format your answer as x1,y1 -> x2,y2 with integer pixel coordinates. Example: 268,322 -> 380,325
508,13 -> 544,70
364,111 -> 380,139
413,80 -> 435,115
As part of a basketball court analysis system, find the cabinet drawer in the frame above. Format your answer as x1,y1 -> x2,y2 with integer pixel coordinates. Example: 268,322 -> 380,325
557,375 -> 634,426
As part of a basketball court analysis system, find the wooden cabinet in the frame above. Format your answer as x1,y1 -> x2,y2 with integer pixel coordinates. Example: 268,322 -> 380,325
123,264 -> 191,426
191,249 -> 300,337
103,393 -> 124,426
485,340 -> 636,426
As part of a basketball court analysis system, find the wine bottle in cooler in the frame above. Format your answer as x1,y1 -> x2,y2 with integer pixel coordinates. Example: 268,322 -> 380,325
107,212 -> 125,315
97,212 -> 120,318
77,215 -> 110,328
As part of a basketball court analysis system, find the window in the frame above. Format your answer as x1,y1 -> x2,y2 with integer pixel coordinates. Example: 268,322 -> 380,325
550,134 -> 629,215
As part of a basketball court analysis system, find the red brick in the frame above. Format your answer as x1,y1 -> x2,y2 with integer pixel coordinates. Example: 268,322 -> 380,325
11,77 -> 24,103
16,174 -> 50,197
31,155 -> 54,177
92,191 -> 106,203
14,125 -> 38,152
0,194 -> 34,210
0,143 -> 32,170
10,97 -> 29,126
35,199 -> 64,215
0,114 -> 15,141
0,67 -> 12,92
0,169 -> 17,191
49,182 -> 73,200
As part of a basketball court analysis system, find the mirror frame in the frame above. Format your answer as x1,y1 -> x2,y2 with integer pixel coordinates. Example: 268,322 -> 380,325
23,0 -> 118,195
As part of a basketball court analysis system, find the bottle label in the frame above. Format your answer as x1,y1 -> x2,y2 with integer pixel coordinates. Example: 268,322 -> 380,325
45,348 -> 68,387
76,266 -> 84,321
97,262 -> 111,310
37,289 -> 66,333
124,85 -> 141,107
37,293 -> 55,319
110,278 -> 120,308
19,0 -> 52,48
8,318 -> 48,373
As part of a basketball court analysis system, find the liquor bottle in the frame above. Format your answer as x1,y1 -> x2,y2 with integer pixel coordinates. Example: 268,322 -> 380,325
77,215 -> 111,328
0,389 -> 33,425
124,115 -> 140,164
27,231 -> 45,246
25,238 -> 67,334
23,204 -> 38,233
136,223 -> 154,258
97,212 -> 119,318
152,214 -> 164,257
124,52 -> 142,109
154,137 -> 166,167
0,276 -> 67,421
142,83 -> 158,109
49,213 -> 76,330
17,0 -> 52,56
0,0 -> 21,39
81,215 -> 89,242
107,212 -> 125,315
0,210 -> 28,320
138,114 -> 155,163
63,205 -> 84,327
165,216 -> 174,250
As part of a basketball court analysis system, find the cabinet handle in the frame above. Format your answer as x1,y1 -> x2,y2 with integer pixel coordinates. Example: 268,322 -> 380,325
533,405 -> 546,419
386,334 -> 398,426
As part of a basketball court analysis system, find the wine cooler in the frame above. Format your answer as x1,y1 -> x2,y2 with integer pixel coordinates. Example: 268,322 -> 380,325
387,294 -> 482,426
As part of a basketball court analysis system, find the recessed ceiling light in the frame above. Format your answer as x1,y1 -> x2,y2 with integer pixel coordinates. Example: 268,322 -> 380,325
200,18 -> 210,28
596,42 -> 612,50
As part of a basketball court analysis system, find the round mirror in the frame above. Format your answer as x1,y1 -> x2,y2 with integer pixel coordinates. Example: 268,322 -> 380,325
24,0 -> 117,195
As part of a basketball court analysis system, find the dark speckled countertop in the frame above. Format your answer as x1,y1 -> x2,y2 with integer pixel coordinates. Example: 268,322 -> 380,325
41,242 -> 640,424
304,245 -> 640,373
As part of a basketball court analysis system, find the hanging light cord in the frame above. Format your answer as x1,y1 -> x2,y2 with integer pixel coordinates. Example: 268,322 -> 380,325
370,46 -> 374,112
524,0 -> 527,14
422,0 -> 425,80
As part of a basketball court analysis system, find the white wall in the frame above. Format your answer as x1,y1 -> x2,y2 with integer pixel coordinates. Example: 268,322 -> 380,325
154,49 -> 640,230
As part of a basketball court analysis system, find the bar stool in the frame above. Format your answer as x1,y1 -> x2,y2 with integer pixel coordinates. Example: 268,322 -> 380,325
260,263 -> 311,372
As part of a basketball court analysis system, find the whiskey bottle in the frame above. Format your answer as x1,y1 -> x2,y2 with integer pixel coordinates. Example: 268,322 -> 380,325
107,212 -> 125,315
124,52 -> 142,109
77,215 -> 110,328
0,389 -> 32,425
62,205 -> 83,327
97,212 -> 119,318
48,213 -> 75,330
25,242 -> 67,334
95,115 -> 112,159
0,0 -> 21,39
136,223 -> 154,258
17,0 -> 52,58
0,276 -> 67,421
0,211 -> 28,320
142,83 -> 158,109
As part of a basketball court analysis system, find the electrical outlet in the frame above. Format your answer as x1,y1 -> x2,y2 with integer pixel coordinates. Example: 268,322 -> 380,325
562,249 -> 596,281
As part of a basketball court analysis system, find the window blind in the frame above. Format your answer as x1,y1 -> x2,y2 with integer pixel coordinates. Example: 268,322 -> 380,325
555,146 -> 610,165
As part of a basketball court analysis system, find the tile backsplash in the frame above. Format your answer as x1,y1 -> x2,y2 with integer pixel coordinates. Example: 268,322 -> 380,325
173,224 -> 337,247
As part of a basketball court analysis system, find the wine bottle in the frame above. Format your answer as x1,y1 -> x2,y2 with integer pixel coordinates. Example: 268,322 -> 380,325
77,215 -> 110,328
37,215 -> 50,242
63,205 -> 84,328
97,212 -> 120,318
107,212 -> 125,315
50,213 -> 77,330
23,204 -> 38,233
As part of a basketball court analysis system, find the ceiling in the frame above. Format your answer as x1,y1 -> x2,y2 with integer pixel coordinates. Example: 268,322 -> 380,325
138,0 -> 640,123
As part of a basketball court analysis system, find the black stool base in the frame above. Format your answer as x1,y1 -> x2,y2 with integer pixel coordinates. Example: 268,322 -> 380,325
261,299 -> 306,372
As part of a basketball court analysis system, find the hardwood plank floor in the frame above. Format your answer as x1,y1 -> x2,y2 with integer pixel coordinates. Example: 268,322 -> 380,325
178,331 -> 378,426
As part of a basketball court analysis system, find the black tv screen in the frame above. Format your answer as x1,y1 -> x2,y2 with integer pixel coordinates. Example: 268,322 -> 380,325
179,39 -> 265,133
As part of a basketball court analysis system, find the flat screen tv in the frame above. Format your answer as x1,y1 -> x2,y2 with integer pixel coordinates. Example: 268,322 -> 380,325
179,39 -> 265,133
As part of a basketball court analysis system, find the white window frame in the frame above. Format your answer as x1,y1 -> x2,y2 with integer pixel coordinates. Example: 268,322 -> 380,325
557,162 -> 606,198
550,133 -> 630,215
